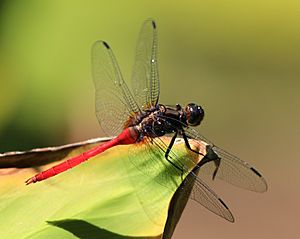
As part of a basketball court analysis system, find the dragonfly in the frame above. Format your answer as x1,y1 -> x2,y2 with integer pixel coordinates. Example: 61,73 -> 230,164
25,19 -> 267,222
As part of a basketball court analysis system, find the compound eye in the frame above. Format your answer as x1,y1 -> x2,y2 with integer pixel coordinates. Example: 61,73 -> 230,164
185,103 -> 204,126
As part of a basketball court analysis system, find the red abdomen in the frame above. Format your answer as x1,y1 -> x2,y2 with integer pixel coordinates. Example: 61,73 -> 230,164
25,127 -> 139,184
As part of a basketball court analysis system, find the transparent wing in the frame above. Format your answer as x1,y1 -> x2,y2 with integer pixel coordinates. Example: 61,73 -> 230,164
127,137 -> 183,224
128,133 -> 234,222
128,137 -> 182,191
131,19 -> 159,110
92,41 -> 141,136
184,127 -> 268,192
154,136 -> 234,222
189,174 -> 234,222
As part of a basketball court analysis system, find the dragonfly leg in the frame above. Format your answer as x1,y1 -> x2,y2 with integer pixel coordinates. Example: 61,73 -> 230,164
212,156 -> 220,180
197,145 -> 221,180
182,130 -> 204,156
165,131 -> 183,173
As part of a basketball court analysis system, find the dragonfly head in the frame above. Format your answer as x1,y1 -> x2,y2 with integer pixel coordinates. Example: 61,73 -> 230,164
184,103 -> 204,126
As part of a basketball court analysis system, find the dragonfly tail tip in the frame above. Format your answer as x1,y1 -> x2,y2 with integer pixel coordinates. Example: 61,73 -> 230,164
25,176 -> 36,185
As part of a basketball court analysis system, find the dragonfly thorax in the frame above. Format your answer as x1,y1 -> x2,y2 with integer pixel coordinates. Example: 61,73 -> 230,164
134,103 -> 204,139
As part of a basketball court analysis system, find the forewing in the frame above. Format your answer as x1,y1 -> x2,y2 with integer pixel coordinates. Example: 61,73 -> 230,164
92,41 -> 140,136
185,127 -> 268,192
131,19 -> 159,110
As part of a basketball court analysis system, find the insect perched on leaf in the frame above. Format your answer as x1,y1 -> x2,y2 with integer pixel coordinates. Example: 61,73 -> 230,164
25,19 -> 267,222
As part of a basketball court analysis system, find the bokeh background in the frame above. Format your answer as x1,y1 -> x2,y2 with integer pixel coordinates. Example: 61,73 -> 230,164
0,1 -> 299,238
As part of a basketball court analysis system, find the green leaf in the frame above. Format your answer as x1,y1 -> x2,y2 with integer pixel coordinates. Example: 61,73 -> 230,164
0,137 -> 203,239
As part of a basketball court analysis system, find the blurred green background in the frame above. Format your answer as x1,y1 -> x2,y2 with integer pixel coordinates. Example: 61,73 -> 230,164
0,0 -> 299,238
